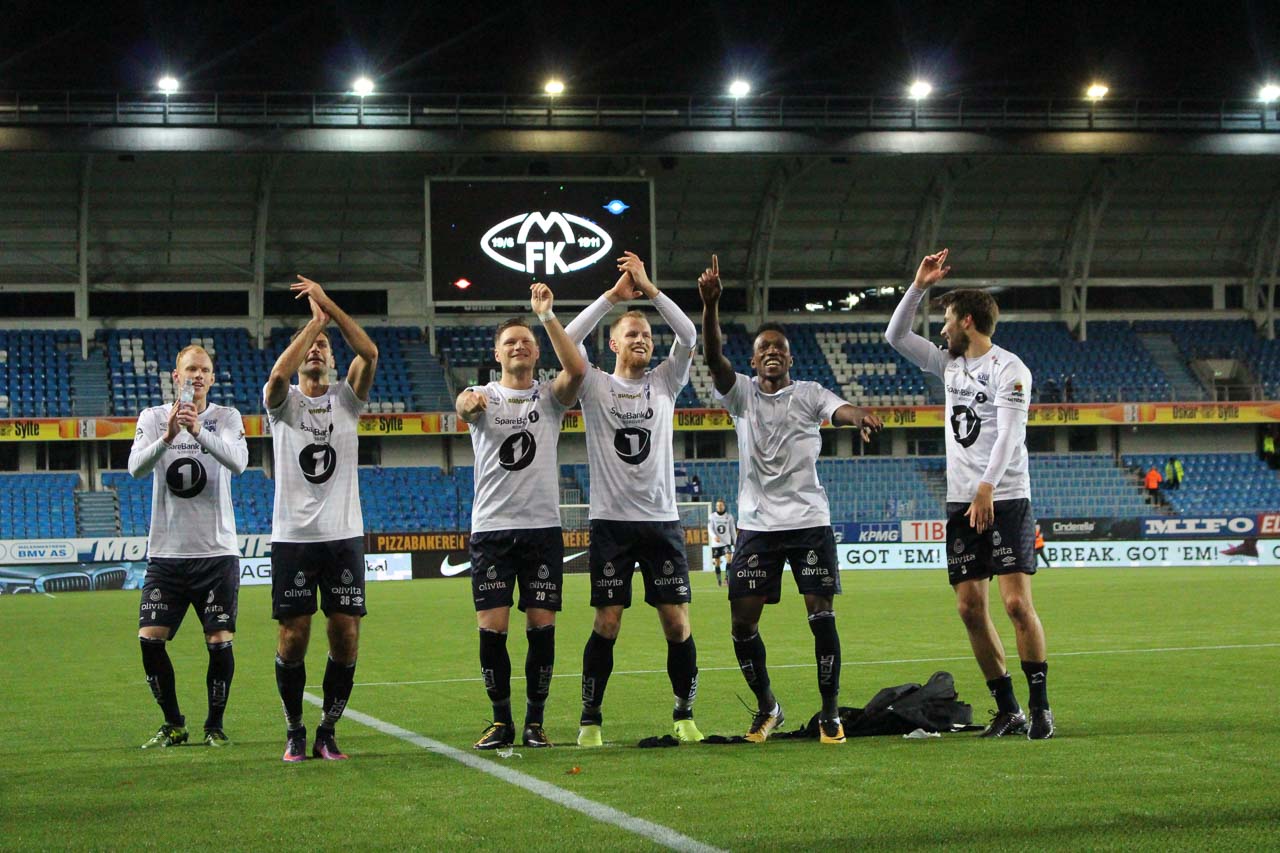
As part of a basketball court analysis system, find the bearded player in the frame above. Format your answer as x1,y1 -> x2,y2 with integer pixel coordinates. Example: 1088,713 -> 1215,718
563,252 -> 704,746
885,249 -> 1053,739
266,276 -> 379,761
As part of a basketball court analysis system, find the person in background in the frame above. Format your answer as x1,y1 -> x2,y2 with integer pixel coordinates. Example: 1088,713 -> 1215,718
1144,466 -> 1164,505
1164,456 -> 1183,491
1034,524 -> 1050,569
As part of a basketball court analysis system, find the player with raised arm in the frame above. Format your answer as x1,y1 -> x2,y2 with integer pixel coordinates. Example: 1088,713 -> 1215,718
700,255 -> 883,744
885,249 -> 1053,739
563,252 -> 704,746
707,499 -> 736,587
132,345 -> 248,748
458,283 -> 586,750
265,276 -> 378,761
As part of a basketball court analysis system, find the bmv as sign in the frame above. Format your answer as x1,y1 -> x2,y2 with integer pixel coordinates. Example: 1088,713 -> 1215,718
480,212 -> 614,276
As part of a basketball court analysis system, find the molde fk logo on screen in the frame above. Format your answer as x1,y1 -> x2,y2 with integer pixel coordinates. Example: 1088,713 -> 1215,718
481,212 -> 613,275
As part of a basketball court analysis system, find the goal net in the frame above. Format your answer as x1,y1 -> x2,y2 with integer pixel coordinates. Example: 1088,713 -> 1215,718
558,502 -> 712,573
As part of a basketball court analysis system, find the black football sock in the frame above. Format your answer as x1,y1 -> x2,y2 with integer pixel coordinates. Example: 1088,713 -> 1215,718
319,655 -> 356,732
580,630 -> 616,725
808,611 -> 841,720
140,637 -> 183,727
1021,660 -> 1049,710
732,631 -> 776,712
204,640 -> 234,731
524,624 -> 555,727
478,629 -> 512,726
667,636 -> 699,721
274,654 -> 306,732
987,673 -> 1021,715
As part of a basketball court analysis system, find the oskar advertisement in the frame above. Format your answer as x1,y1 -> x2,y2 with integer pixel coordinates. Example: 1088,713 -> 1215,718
428,178 -> 655,305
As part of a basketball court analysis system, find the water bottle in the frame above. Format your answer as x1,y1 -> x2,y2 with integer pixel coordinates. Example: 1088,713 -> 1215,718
180,378 -> 195,405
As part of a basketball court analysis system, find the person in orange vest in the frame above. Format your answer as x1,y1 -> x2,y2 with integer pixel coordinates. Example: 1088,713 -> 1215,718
1144,466 -> 1163,505
1034,524 -> 1050,568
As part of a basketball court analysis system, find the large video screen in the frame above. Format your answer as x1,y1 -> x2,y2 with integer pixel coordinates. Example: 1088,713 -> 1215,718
428,178 -> 654,304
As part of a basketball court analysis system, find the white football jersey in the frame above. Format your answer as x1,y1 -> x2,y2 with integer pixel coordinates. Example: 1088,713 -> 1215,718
265,380 -> 365,543
718,374 -> 847,531
708,511 -> 737,548
886,287 -> 1033,503
935,345 -> 1032,503
467,380 -> 568,533
578,346 -> 691,522
129,403 -> 248,558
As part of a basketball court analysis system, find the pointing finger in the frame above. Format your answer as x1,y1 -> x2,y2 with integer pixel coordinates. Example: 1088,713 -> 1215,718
711,254 -> 719,275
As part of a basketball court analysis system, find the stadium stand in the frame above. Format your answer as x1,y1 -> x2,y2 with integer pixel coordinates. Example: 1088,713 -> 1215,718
0,473 -> 79,539
1123,452 -> 1280,516
100,326 -> 439,417
0,330 -> 80,417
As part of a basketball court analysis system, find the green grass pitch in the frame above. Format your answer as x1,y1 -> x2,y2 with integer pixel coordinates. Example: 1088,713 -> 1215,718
2,566 -> 1277,851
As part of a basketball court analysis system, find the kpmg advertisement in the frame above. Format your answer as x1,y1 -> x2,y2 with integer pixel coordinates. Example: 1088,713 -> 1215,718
428,178 -> 654,304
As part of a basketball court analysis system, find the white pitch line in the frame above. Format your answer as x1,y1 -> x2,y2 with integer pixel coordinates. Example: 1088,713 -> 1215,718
301,692 -> 725,853
342,642 -> 1280,689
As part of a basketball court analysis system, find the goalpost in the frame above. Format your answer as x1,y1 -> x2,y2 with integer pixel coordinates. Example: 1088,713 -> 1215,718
558,502 -> 713,572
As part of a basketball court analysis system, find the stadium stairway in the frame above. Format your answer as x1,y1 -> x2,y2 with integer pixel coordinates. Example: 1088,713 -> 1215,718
402,337 -> 454,412
75,490 -> 120,536
70,342 -> 112,417
1138,333 -> 1208,401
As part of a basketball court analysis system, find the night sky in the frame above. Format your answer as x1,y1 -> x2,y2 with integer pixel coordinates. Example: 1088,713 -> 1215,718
1,0 -> 1278,98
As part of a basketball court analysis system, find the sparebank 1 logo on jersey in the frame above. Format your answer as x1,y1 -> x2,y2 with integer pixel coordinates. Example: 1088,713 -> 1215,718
480,212 -> 614,276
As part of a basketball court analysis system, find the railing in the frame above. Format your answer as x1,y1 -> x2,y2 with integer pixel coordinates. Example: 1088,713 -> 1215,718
0,91 -> 1276,132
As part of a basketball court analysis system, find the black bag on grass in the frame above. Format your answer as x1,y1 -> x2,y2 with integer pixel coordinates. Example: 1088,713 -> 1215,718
776,670 -> 977,739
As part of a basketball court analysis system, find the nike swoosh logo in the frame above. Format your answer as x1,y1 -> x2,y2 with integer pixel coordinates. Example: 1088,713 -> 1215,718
440,554 -> 472,577
439,551 -> 587,577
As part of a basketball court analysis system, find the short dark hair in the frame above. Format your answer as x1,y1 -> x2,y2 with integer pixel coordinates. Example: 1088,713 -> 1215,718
933,289 -> 999,336
494,318 -> 533,346
290,326 -> 330,344
753,322 -> 789,344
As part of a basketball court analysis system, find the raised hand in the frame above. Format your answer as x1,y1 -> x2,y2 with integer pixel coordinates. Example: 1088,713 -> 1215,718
605,269 -> 643,304
530,282 -> 554,317
913,248 -> 952,290
175,402 -> 200,436
616,251 -> 658,298
164,402 -> 183,443
307,290 -> 330,326
292,275 -> 333,314
458,390 -> 488,419
698,254 -> 722,305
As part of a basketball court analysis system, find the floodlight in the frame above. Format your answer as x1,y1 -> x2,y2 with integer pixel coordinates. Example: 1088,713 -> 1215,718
908,80 -> 932,99
728,80 -> 751,98
1260,83 -> 1280,102
544,79 -> 565,95
352,77 -> 375,96
1086,83 -> 1109,100
157,76 -> 179,95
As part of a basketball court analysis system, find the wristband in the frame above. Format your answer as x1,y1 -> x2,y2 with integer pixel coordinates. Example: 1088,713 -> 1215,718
536,309 -> 555,323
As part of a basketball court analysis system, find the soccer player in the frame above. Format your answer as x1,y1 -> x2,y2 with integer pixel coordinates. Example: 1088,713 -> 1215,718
265,276 -> 378,761
563,252 -> 704,746
131,345 -> 248,748
699,254 -> 883,744
885,248 -> 1054,739
707,499 -> 736,587
457,283 -> 586,750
